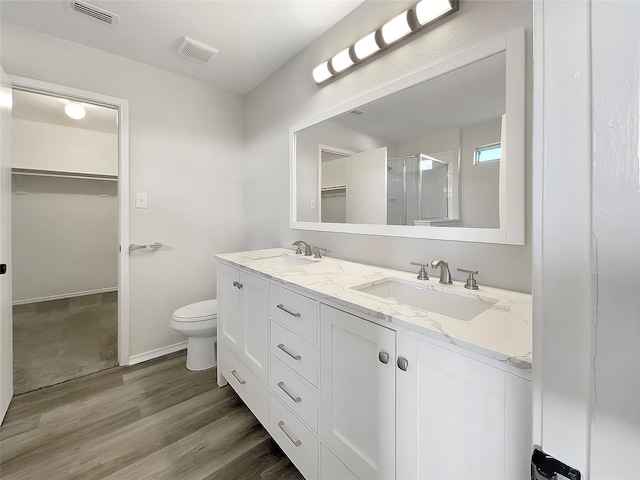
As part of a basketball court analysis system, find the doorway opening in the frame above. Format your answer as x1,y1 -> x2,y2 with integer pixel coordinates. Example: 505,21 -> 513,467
9,79 -> 129,393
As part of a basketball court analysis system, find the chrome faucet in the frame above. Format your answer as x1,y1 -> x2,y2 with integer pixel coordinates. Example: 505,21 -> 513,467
292,240 -> 312,256
431,260 -> 452,285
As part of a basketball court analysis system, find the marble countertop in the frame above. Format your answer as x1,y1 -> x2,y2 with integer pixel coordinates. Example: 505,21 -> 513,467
216,248 -> 532,370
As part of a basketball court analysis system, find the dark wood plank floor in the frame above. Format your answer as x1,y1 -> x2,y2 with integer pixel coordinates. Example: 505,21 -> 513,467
0,352 -> 304,480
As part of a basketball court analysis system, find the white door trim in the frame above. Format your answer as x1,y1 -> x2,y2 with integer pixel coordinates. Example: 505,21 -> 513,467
9,75 -> 131,366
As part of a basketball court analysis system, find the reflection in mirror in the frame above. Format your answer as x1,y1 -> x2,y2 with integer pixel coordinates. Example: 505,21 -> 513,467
291,28 -> 525,244
297,51 -> 505,229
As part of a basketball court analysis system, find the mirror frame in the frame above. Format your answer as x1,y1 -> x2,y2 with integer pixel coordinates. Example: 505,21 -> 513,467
290,28 -> 525,245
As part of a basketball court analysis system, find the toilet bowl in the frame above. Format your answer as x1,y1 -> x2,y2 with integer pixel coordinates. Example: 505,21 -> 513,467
170,299 -> 217,371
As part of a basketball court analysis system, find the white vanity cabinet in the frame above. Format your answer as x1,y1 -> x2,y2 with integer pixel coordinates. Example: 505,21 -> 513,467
396,333 -> 532,480
217,255 -> 532,480
319,304 -> 396,480
218,263 -> 269,385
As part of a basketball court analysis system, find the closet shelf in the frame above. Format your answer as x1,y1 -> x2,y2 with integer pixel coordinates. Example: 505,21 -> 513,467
321,185 -> 347,192
11,168 -> 117,182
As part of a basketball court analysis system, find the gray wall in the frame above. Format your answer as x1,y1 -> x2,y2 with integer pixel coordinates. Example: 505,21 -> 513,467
245,0 -> 533,292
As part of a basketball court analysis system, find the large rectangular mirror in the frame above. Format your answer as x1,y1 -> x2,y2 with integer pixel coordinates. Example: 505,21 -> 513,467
290,28 -> 525,244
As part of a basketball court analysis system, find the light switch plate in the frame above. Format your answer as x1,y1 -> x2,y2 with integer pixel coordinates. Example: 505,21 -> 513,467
136,192 -> 148,209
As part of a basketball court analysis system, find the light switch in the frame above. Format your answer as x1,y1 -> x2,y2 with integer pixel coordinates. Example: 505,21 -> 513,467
310,199 -> 316,209
136,192 -> 148,209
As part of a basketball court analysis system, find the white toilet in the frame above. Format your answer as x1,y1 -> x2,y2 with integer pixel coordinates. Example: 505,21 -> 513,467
170,299 -> 218,371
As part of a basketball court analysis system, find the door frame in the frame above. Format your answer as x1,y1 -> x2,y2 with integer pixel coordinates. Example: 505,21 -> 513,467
10,75 -> 130,365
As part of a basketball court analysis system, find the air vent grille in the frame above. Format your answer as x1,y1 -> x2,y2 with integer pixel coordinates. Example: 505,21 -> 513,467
177,37 -> 218,64
69,1 -> 119,27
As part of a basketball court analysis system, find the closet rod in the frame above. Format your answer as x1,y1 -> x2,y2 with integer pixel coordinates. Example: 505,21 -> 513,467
11,168 -> 117,182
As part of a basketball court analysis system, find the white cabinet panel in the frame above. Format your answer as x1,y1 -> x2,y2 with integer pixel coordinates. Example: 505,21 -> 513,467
320,444 -> 362,480
219,343 -> 268,425
320,305 -> 395,480
397,333 -> 531,480
271,320 -> 319,386
270,355 -> 318,432
270,394 -> 319,480
218,263 -> 240,350
218,264 -> 269,385
270,283 -> 318,343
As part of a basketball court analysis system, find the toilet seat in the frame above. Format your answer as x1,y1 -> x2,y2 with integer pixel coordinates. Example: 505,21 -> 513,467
172,299 -> 217,322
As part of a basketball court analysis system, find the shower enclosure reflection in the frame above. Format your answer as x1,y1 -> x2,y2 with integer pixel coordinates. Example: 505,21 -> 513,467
319,146 -> 460,226
387,154 -> 457,226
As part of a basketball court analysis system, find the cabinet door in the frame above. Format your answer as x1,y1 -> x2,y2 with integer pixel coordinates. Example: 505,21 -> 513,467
218,263 -> 240,351
320,305 -> 395,480
239,271 -> 269,385
397,334 -> 523,480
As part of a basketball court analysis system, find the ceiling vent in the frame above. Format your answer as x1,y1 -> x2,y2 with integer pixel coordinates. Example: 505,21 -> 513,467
69,1 -> 120,27
177,37 -> 218,64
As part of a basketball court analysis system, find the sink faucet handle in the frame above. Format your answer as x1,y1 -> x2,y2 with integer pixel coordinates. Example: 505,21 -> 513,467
293,243 -> 303,254
409,261 -> 430,280
313,247 -> 328,259
431,260 -> 453,285
457,267 -> 479,290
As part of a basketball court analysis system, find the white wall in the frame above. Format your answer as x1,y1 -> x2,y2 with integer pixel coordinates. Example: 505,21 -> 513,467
11,176 -> 118,302
1,21 -> 245,359
245,0 -> 533,292
12,119 -> 117,175
460,121 -> 501,228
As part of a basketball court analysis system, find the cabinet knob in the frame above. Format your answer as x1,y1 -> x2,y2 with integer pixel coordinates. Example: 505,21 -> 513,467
232,281 -> 243,289
397,357 -> 409,371
379,351 -> 390,364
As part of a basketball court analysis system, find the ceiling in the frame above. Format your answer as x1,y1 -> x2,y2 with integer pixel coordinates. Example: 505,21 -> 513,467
0,0 -> 365,94
12,89 -> 118,134
330,51 -> 506,142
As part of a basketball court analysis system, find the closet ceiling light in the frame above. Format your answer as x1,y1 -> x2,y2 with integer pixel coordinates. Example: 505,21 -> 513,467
64,102 -> 86,120
312,0 -> 458,85
381,10 -> 413,45
354,32 -> 380,60
331,48 -> 354,73
415,0 -> 454,25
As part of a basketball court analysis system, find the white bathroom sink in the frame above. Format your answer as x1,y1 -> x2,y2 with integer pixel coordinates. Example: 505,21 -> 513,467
250,253 -> 320,268
352,278 -> 498,321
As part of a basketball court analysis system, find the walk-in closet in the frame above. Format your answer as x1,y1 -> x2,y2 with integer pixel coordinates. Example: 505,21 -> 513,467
10,89 -> 119,394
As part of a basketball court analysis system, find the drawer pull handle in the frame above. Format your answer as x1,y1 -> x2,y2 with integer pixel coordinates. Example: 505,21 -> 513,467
277,420 -> 302,447
379,351 -> 389,364
232,281 -> 243,289
276,304 -> 301,318
277,343 -> 302,361
230,369 -> 246,385
397,357 -> 409,371
277,381 -> 302,403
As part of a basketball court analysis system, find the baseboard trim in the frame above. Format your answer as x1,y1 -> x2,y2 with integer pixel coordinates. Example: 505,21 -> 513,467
126,341 -> 188,366
13,287 -> 118,306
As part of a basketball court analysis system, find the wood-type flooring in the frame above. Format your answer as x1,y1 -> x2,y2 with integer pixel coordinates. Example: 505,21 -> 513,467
0,352 -> 304,480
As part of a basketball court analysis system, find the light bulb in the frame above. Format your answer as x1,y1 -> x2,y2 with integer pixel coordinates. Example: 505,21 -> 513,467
354,32 -> 380,60
415,0 -> 453,25
65,103 -> 86,120
381,10 -> 412,45
312,61 -> 332,84
331,48 -> 354,73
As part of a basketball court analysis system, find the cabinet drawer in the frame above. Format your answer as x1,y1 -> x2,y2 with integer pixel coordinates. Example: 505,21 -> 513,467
270,355 -> 318,432
269,394 -> 318,480
219,343 -> 268,425
320,444 -> 362,480
270,284 -> 318,343
271,321 -> 319,387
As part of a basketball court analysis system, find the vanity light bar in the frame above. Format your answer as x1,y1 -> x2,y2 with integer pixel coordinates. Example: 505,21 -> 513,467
312,0 -> 459,85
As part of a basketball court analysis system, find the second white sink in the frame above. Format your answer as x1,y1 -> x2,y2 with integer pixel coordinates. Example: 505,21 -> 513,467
352,278 -> 497,321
